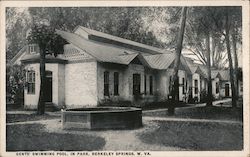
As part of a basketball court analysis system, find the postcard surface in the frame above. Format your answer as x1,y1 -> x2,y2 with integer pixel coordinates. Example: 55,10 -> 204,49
1,1 -> 249,157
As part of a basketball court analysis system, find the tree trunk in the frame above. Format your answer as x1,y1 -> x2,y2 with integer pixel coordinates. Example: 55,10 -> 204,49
231,28 -> 239,101
168,7 -> 187,115
37,49 -> 46,115
206,32 -> 213,106
225,9 -> 237,108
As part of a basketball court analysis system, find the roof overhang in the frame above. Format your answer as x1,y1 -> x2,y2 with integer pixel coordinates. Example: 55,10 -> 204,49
21,55 -> 67,64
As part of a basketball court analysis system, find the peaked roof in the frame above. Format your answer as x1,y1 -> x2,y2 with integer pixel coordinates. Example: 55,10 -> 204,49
212,69 -> 230,81
211,70 -> 222,79
185,57 -> 208,78
144,53 -> 192,73
219,70 -> 230,81
74,26 -> 163,55
185,58 -> 199,73
56,29 -> 151,66
144,53 -> 175,70
10,46 -> 28,65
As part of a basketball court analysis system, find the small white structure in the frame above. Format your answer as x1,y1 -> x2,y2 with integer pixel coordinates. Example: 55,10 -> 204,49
186,58 -> 208,102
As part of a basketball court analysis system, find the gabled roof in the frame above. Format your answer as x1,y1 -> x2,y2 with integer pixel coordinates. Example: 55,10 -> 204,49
185,57 -> 208,78
185,58 -> 198,74
56,29 -> 151,67
212,70 -> 230,81
10,46 -> 28,65
144,53 -> 175,70
211,70 -> 222,79
219,70 -> 230,81
144,53 -> 192,74
57,30 -> 128,61
74,26 -> 163,55
199,65 -> 208,78
196,66 -> 207,78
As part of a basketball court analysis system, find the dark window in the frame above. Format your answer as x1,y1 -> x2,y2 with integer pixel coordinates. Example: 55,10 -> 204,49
144,75 -> 147,95
29,45 -> 36,54
133,74 -> 141,95
200,79 -> 202,90
169,76 -> 172,93
182,78 -> 185,94
114,72 -> 119,95
150,75 -> 153,95
27,70 -> 35,94
216,82 -> 219,93
104,71 -> 109,96
186,79 -> 188,93
194,79 -> 198,94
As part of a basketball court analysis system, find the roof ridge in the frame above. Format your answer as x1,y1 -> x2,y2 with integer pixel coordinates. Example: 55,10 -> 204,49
77,26 -> 164,54
118,52 -> 138,56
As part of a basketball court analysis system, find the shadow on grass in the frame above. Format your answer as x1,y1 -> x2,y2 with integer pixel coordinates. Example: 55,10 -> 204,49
6,114 -> 60,123
143,106 -> 243,121
7,124 -> 105,151
138,121 -> 243,151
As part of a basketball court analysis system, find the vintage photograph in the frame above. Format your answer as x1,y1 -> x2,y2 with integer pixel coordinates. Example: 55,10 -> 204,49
2,1 -> 249,156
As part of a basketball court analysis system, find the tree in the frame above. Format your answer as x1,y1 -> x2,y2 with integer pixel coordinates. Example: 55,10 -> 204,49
168,7 -> 188,115
230,7 -> 242,101
208,7 -> 241,107
27,23 -> 66,115
28,7 -> 165,49
184,7 -> 216,106
225,8 -> 237,107
7,7 -> 166,64
6,8 -> 32,61
6,64 -> 25,104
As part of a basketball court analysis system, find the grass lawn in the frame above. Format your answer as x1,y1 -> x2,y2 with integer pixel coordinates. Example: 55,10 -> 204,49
138,121 -> 243,151
6,124 -> 105,151
142,101 -> 193,110
143,106 -> 243,121
6,114 -> 60,123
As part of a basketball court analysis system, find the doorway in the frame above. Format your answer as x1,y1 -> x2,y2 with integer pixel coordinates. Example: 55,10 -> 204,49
225,83 -> 230,97
44,71 -> 52,102
133,74 -> 141,95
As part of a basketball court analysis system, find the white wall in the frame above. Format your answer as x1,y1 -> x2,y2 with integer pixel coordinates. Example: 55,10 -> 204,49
65,62 -> 98,108
220,81 -> 232,97
192,73 -> 200,102
166,69 -> 188,102
24,63 -> 40,109
24,63 -> 64,109
155,70 -> 169,101
97,62 -> 156,104
58,64 -> 65,107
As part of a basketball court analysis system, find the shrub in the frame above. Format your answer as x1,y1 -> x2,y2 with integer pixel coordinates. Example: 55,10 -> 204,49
6,64 -> 25,104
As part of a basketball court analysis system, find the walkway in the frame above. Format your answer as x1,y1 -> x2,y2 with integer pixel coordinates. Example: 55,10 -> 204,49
143,98 -> 232,113
144,116 -> 242,125
6,98 -> 240,151
6,98 -> 232,115
6,118 -> 184,151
